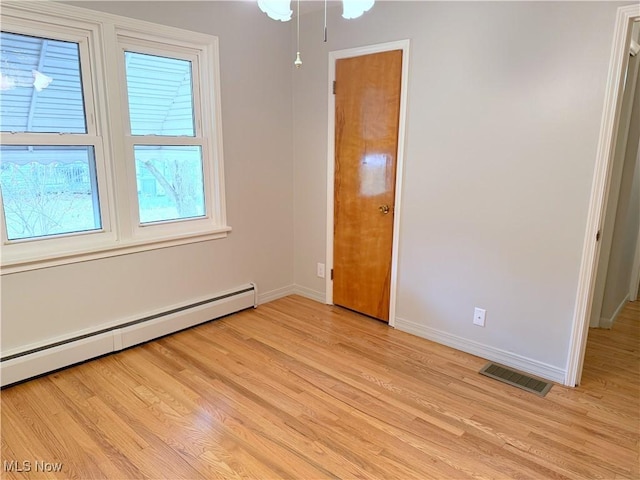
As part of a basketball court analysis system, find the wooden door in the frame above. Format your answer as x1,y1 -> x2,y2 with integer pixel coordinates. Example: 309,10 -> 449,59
333,50 -> 402,322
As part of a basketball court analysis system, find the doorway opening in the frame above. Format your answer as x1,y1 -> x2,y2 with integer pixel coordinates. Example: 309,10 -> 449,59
590,20 -> 640,332
567,5 -> 640,386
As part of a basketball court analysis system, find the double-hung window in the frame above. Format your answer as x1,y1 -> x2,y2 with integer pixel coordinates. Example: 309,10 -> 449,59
0,3 -> 228,273
118,34 -> 223,240
0,23 -> 113,263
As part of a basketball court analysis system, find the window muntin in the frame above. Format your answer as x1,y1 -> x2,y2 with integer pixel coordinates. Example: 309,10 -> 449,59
0,31 -> 87,134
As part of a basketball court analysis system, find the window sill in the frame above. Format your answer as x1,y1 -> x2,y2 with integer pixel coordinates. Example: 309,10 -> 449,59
0,226 -> 232,275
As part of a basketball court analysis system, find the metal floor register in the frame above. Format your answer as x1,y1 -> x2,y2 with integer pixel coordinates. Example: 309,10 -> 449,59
479,362 -> 553,397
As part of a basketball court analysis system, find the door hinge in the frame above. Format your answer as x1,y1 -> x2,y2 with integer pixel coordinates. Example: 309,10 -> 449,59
332,81 -> 336,95
596,230 -> 601,241
331,269 -> 334,280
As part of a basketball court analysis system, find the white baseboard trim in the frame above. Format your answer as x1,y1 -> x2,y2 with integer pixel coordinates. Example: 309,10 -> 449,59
1,284 -> 256,387
395,317 -> 566,384
258,285 -> 296,305
293,284 -> 326,303
599,294 -> 630,329
255,284 -> 326,305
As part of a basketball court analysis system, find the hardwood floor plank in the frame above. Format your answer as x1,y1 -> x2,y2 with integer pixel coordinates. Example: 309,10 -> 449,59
169,343 -> 377,478
2,296 -> 638,479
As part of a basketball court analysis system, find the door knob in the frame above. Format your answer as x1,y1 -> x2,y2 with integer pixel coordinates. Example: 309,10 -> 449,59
379,205 -> 390,214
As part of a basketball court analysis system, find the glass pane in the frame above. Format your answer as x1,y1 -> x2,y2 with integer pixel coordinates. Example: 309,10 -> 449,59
0,146 -> 102,240
0,32 -> 87,133
134,146 -> 205,224
125,52 -> 195,136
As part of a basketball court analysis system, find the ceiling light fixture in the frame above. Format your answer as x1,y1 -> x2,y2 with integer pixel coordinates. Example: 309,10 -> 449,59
341,0 -> 374,20
258,0 -> 375,68
257,0 -> 292,22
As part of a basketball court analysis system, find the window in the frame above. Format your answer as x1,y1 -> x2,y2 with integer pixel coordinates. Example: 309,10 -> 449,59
0,31 -> 103,241
121,48 -> 208,228
0,3 -> 228,273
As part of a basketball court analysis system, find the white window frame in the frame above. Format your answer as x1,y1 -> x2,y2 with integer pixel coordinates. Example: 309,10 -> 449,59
0,16 -> 117,265
116,33 -> 224,241
0,2 -> 229,275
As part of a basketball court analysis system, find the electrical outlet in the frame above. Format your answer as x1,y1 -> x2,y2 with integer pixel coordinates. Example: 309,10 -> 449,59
473,307 -> 486,327
317,263 -> 325,278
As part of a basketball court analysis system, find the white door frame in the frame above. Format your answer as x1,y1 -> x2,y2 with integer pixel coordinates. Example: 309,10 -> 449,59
589,36 -> 640,329
565,5 -> 640,386
325,40 -> 410,327
630,142 -> 640,303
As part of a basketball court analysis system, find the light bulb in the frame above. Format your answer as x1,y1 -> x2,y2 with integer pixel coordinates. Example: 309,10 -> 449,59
294,51 -> 302,68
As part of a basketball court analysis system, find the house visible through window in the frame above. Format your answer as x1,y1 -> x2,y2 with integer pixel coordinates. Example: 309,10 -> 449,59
0,3 -> 228,273
0,32 -> 86,134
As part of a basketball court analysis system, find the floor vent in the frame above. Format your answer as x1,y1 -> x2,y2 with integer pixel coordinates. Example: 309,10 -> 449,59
479,362 -> 552,397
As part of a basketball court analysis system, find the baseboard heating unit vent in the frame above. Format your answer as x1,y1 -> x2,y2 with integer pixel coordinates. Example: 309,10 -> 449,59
1,283 -> 258,388
479,362 -> 552,397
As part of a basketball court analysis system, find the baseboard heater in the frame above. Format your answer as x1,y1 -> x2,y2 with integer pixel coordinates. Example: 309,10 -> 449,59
1,283 -> 258,388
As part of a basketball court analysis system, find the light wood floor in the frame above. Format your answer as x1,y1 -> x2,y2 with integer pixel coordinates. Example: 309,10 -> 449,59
1,296 -> 638,479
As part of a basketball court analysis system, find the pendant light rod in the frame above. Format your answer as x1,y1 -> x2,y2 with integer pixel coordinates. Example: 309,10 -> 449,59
297,0 -> 300,45
294,0 -> 302,68
324,0 -> 328,42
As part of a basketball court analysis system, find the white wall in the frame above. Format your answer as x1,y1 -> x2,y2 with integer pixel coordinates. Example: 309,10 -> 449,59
1,1 -> 294,353
293,1 -> 628,376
